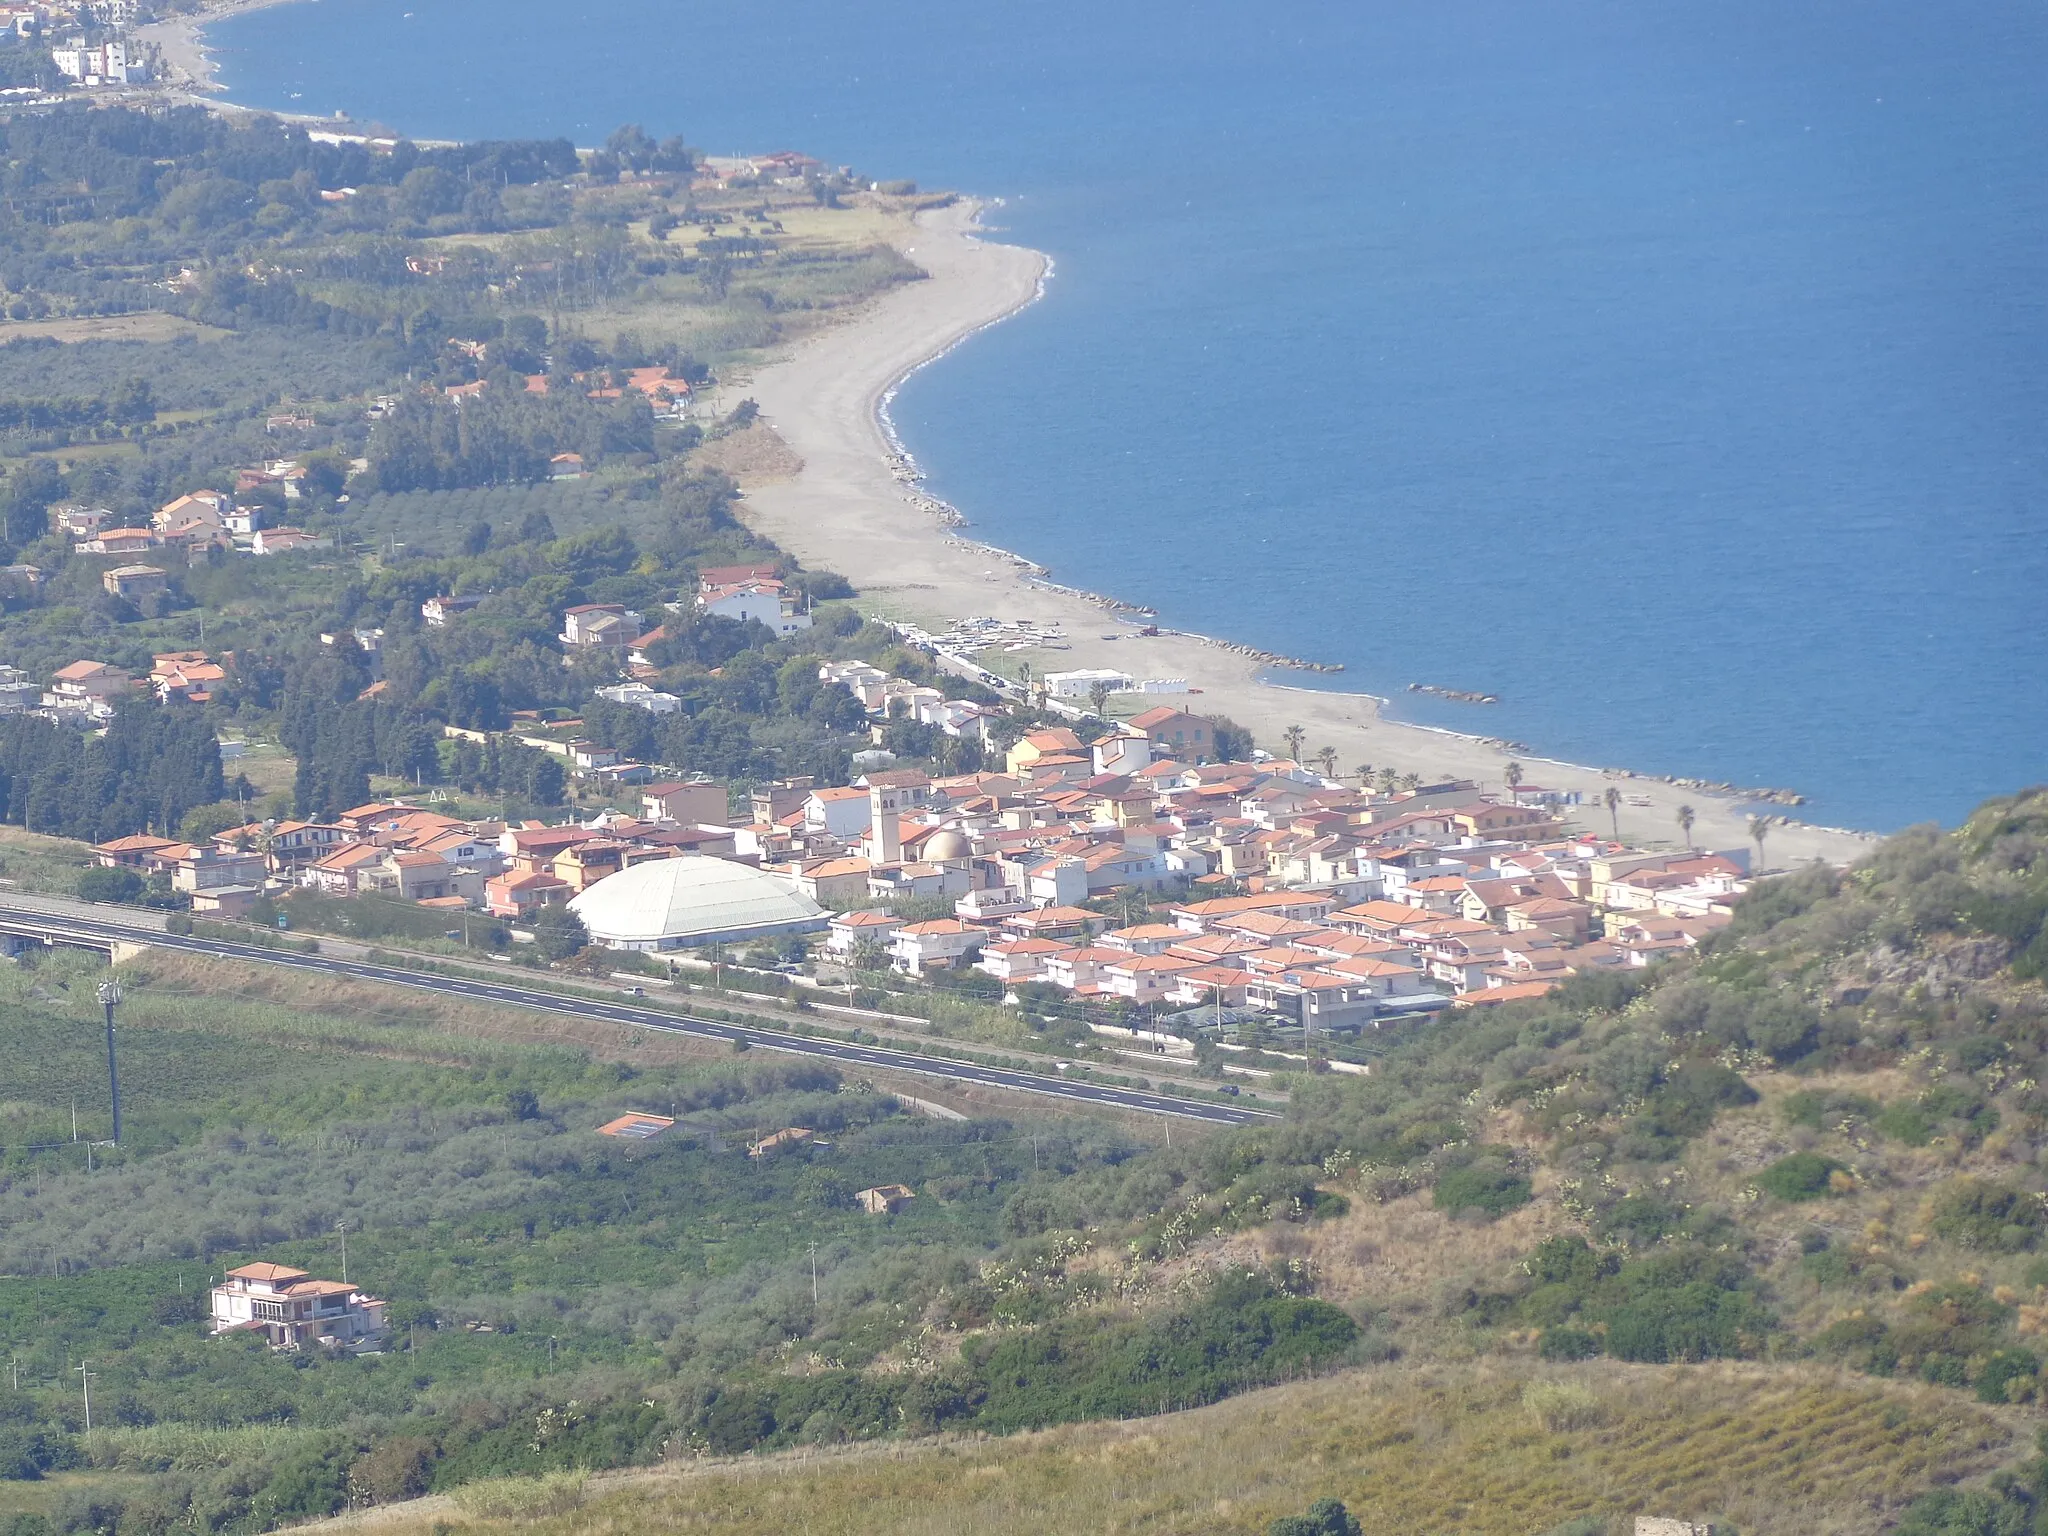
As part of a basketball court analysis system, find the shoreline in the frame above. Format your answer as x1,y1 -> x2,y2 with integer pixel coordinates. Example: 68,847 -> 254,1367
117,6 -> 1878,866
132,0 -> 305,100
732,201 -> 1879,867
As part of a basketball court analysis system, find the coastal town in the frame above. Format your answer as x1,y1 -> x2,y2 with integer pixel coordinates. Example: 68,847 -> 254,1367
0,5 -> 2034,1535
31,490 -> 1760,1064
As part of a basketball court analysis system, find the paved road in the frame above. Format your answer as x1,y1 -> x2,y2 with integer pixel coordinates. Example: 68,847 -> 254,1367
0,899 -> 1276,1127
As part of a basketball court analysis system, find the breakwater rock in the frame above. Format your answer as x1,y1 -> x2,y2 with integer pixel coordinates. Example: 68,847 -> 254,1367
1410,682 -> 1498,704
1609,768 -> 1806,806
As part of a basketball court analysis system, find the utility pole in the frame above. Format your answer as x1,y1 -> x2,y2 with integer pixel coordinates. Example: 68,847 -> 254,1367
96,981 -> 121,1145
336,1220 -> 349,1284
77,1364 -> 94,1433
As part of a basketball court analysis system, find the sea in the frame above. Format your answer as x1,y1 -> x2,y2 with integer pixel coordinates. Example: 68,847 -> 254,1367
210,0 -> 2048,832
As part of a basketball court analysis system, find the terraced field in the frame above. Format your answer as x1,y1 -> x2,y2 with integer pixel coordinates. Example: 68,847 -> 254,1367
313,1361 -> 2019,1536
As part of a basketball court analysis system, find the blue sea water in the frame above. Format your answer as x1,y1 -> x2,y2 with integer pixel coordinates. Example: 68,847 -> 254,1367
212,0 -> 2048,831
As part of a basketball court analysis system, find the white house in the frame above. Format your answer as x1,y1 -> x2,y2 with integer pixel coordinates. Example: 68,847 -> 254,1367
803,785 -> 872,839
0,665 -> 40,713
43,660 -> 133,720
52,37 -> 140,82
1043,667 -> 1134,700
560,604 -> 642,653
595,681 -> 682,714
421,594 -> 486,627
210,1262 -> 387,1352
1092,726 -> 1153,776
887,918 -> 984,976
698,575 -> 811,635
824,908 -> 903,958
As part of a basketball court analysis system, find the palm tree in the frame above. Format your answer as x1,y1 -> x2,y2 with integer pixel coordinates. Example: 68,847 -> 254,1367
1015,661 -> 1032,702
1504,760 -> 1524,793
1110,885 -> 1154,929
1748,814 -> 1771,875
1603,786 -> 1621,841
1087,680 -> 1112,719
1314,746 -> 1338,779
1400,771 -> 1421,792
1377,767 -> 1401,796
1353,762 -> 1373,786
1677,803 -> 1696,852
1282,724 -> 1307,763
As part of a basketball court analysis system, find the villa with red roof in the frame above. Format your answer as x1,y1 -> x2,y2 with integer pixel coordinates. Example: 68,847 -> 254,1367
210,1262 -> 387,1352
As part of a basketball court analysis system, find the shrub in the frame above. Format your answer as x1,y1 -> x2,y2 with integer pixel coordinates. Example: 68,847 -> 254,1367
1782,1088 -> 1878,1131
75,865 -> 143,904
1929,1181 -> 2046,1252
0,1427 -> 59,1481
1602,1281 -> 1769,1363
1800,1247 -> 1856,1287
968,1275 -> 1357,1431
1891,1486 -> 2034,1536
1814,1313 -> 1898,1375
1433,1155 -> 1532,1220
1595,1194 -> 1687,1248
1974,1348 -> 2039,1405
1756,1152 -> 1848,1201
1269,1499 -> 1362,1536
1522,1380 -> 1606,1431
1873,1084 -> 2000,1147
1538,1326 -> 1602,1362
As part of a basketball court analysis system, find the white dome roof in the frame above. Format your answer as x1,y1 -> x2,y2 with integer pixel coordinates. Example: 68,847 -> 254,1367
568,856 -> 826,950
923,829 -> 972,861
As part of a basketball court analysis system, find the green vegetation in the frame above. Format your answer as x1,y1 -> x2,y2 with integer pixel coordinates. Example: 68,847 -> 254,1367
0,947 -> 1349,1531
1755,1150 -> 1849,1202
0,105 -> 948,850
0,790 -> 2041,1529
0,90 -> 2043,1536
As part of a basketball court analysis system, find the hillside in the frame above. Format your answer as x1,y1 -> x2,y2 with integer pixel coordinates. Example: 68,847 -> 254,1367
307,1363 -> 2020,1536
3,792 -> 2047,1536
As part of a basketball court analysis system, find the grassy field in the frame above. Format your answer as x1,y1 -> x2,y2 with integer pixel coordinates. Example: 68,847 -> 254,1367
0,823 -> 97,895
302,1361 -> 2018,1536
0,313 -> 231,345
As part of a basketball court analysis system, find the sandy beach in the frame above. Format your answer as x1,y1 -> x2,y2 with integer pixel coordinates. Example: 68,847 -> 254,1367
735,200 -> 1878,869
132,0 -> 310,99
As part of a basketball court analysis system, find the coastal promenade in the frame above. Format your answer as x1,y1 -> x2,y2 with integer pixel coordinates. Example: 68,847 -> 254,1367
733,202 -> 1876,869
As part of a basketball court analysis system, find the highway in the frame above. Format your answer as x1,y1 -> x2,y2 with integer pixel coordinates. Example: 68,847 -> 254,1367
0,898 -> 1278,1127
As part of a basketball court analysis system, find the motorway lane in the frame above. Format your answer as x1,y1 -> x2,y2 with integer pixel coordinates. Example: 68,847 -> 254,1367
0,902 -> 1277,1126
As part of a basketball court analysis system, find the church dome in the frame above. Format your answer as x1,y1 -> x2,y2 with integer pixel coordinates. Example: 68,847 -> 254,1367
923,829 -> 972,861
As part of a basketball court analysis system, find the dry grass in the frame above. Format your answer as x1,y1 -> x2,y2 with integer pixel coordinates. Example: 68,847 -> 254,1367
1265,1177 -> 1567,1327
0,823 -> 96,895
303,1360 -> 2018,1536
0,312 -> 230,344
120,949 -> 734,1070
691,421 -> 805,484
